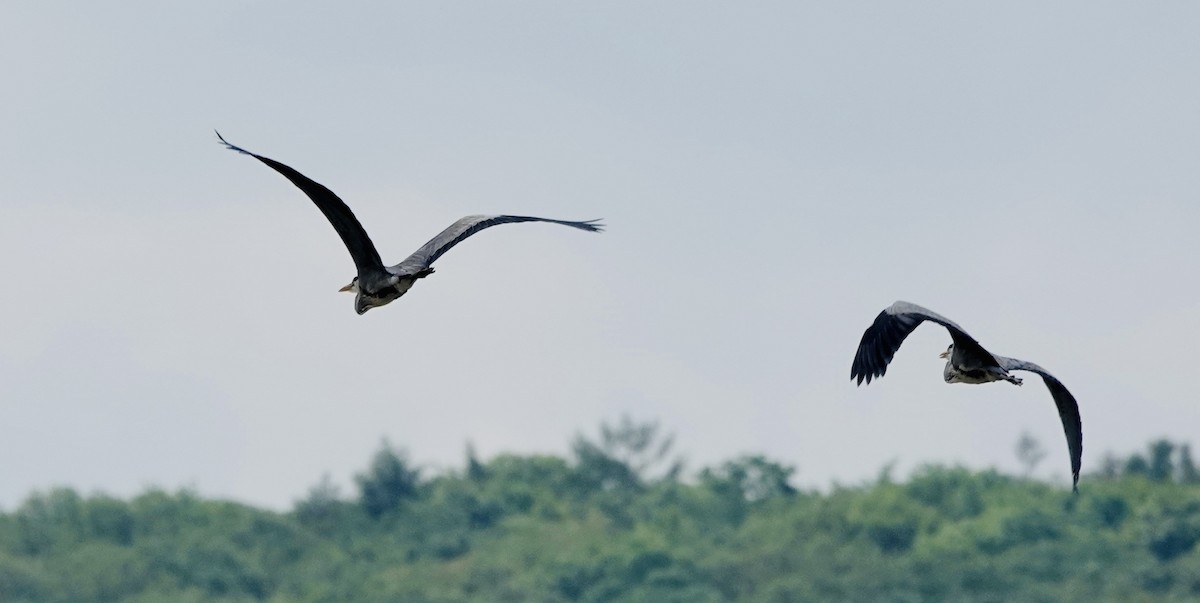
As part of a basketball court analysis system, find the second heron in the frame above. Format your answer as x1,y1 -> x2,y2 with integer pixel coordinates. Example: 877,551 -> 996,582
850,301 -> 1083,492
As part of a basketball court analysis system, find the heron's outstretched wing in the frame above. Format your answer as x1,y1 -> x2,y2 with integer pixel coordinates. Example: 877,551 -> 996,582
851,301 -> 995,385
216,131 -> 386,278
996,356 -> 1083,492
392,215 -> 604,272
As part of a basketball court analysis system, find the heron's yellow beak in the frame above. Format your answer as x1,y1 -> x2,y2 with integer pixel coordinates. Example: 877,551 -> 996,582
338,283 -> 354,293
938,351 -> 949,359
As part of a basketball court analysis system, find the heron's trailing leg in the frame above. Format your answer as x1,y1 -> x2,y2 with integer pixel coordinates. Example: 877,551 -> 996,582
1004,374 -> 1023,386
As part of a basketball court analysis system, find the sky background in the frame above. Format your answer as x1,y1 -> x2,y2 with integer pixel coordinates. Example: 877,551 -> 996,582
1,1 -> 1197,510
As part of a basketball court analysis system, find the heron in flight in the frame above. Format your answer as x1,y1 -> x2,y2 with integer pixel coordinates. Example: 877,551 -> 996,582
850,301 -> 1083,492
217,132 -> 603,314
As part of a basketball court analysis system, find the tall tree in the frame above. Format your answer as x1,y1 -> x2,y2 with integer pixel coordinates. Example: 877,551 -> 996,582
356,441 -> 421,519
570,415 -> 683,492
1180,445 -> 1199,484
1148,440 -> 1176,482
1014,431 -> 1046,477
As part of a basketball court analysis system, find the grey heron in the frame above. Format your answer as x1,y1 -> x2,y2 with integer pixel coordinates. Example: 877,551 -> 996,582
217,132 -> 603,314
850,301 -> 1083,492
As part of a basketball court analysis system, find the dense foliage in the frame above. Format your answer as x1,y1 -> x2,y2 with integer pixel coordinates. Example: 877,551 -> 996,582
2,422 -> 1198,603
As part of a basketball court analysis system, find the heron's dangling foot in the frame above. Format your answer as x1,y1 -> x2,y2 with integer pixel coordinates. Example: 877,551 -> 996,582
1005,374 -> 1023,386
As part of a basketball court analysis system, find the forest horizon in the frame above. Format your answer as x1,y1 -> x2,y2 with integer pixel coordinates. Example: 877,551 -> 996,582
2,418 -> 1197,602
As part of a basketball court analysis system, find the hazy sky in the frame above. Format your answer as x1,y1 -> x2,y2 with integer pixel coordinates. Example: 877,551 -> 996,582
2,2 -> 1198,510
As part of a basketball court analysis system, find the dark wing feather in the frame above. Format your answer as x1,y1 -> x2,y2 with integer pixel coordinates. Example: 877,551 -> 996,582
851,301 -> 993,385
996,356 -> 1083,492
216,131 -> 386,277
392,215 -> 604,273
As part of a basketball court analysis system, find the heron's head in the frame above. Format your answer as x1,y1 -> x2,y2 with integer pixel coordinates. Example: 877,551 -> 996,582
338,278 -> 359,294
938,344 -> 953,359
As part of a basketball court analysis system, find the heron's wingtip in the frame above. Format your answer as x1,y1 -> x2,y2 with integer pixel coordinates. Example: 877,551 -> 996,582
214,130 -> 252,156
852,370 -> 869,386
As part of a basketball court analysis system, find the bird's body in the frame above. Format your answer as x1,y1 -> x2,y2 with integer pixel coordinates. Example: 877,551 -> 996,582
343,266 -> 431,312
941,343 -> 1022,385
217,132 -> 603,314
851,301 -> 1083,492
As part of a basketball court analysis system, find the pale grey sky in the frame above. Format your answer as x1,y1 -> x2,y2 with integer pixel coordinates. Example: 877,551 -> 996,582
1,2 -> 1197,510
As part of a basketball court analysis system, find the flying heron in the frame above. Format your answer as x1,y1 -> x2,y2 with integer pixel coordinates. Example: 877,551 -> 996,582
217,132 -> 603,314
850,301 -> 1083,492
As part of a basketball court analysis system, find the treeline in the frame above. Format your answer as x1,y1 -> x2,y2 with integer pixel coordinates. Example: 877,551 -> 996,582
1,419 -> 1198,602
